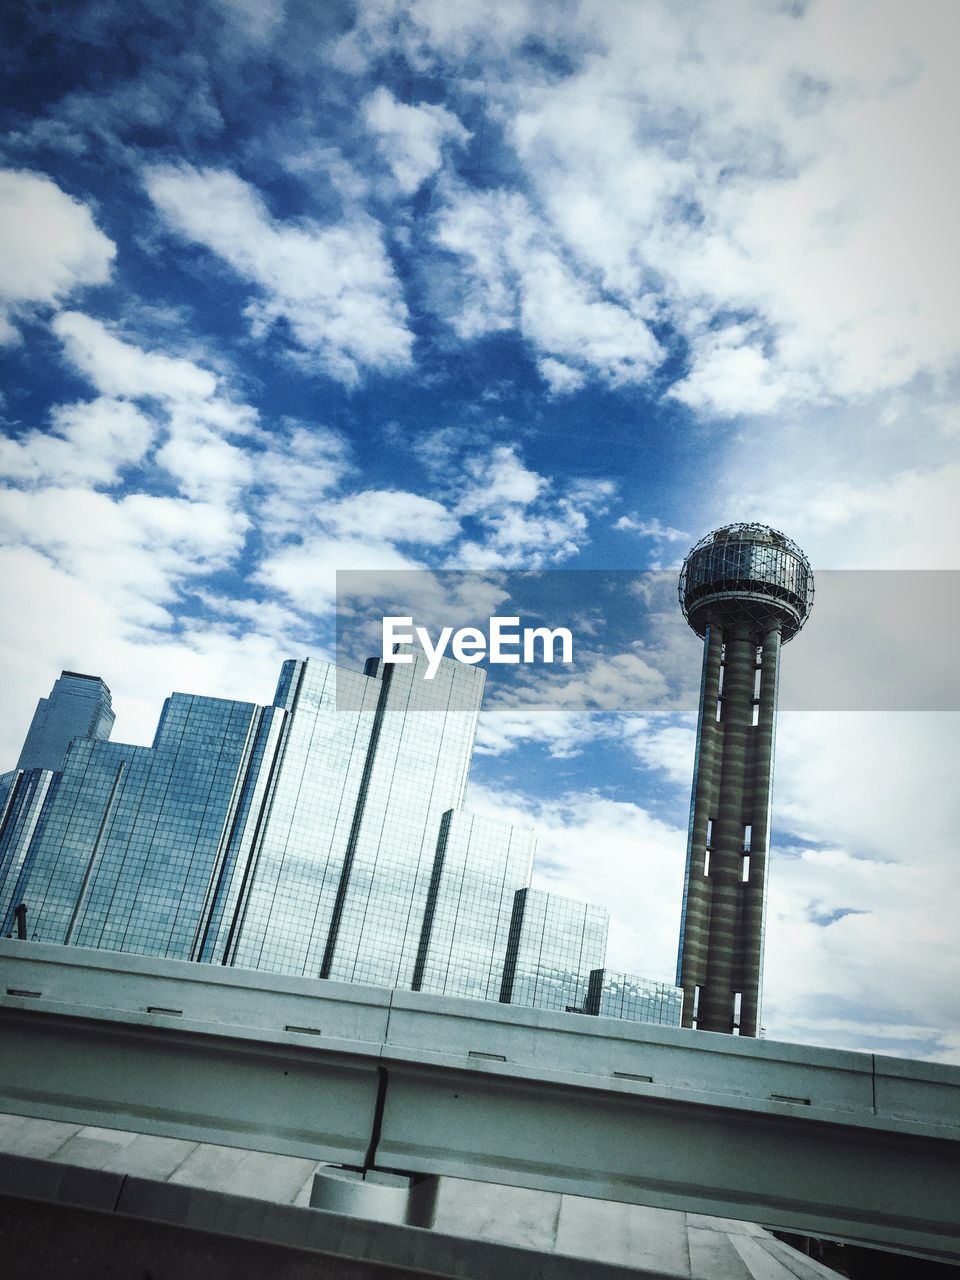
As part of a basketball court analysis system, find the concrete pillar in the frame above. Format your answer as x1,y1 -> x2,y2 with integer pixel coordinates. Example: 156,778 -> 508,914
738,626 -> 780,1038
677,623 -> 723,1028
678,623 -> 782,1037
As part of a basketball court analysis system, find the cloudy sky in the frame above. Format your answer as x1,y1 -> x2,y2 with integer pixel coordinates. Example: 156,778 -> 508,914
1,0 -> 958,1061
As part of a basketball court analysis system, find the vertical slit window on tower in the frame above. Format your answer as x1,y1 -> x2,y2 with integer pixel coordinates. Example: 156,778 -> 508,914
743,824 -> 752,850
741,854 -> 750,882
693,985 -> 701,1022
752,702 -> 759,725
703,848 -> 711,876
753,665 -> 762,699
733,990 -> 742,1033
716,697 -> 723,722
706,818 -> 713,846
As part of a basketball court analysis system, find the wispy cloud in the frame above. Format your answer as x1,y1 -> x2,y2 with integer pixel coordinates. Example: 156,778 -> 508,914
363,86 -> 469,193
0,170 -> 114,341
144,164 -> 414,384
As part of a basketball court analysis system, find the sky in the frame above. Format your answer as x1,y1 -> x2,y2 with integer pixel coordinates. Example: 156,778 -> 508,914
1,0 -> 958,1061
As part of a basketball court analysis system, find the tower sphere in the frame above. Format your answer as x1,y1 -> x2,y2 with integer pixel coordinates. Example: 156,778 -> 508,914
679,522 -> 814,642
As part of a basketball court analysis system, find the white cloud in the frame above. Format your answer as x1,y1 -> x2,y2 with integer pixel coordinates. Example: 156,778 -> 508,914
0,170 -> 114,341
331,0 -> 579,77
256,486 -> 463,613
53,310 -> 218,401
614,515 -> 689,542
457,445 -> 545,515
450,445 -> 596,569
363,86 -> 469,193
667,332 -> 817,417
325,489 -> 459,545
728,452 -> 960,571
144,164 -> 414,385
155,416 -> 254,505
50,311 -> 260,505
257,534 -> 426,614
538,358 -> 586,396
253,424 -> 351,538
761,711 -> 960,1060
433,187 -> 663,386
0,486 -> 246,602
622,715 -> 696,784
406,0 -> 960,414
0,398 -> 153,488
475,706 -> 603,759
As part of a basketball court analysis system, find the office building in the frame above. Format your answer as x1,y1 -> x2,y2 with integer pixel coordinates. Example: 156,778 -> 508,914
498,887 -> 608,1014
676,523 -> 814,1036
1,652 -> 682,1026
583,968 -> 684,1025
412,810 -> 535,1002
0,692 -> 281,953
16,671 -> 114,773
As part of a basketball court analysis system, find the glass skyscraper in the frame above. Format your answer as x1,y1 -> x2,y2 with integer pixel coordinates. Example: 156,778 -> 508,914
583,968 -> 685,1025
413,810 -> 535,1001
16,671 -> 114,772
499,887 -> 609,1014
1,653 -> 682,1027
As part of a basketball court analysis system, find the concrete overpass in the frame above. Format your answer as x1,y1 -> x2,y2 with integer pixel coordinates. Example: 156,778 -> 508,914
0,940 -> 958,1269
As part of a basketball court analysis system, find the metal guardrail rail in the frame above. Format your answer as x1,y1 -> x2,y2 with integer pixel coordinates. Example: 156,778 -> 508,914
0,940 -> 958,1260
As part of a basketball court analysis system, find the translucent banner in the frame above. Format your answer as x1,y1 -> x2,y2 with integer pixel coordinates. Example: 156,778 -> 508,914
335,570 -> 960,712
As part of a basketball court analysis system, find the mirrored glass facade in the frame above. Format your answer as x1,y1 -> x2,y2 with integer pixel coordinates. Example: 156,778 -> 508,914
1,652 -> 674,1028
222,659 -> 383,976
583,968 -> 683,1026
1,694 -> 281,956
320,650 -> 485,988
16,672 -> 115,772
0,769 -> 57,928
413,810 -> 535,1000
499,887 -> 609,1013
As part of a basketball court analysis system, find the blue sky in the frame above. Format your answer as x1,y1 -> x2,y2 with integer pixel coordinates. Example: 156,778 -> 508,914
1,0 -> 959,1060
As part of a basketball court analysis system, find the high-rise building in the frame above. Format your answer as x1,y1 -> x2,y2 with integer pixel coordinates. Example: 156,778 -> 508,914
676,524 -> 813,1036
0,692 -> 280,952
0,671 -> 118,940
412,810 -> 534,1001
1,650 -> 683,1027
499,887 -> 609,1014
16,671 -> 114,772
583,969 -> 685,1025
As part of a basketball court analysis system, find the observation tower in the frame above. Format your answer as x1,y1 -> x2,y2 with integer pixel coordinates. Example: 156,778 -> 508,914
676,523 -> 813,1036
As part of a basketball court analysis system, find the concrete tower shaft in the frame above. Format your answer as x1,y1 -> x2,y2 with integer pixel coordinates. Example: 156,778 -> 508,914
676,525 -> 812,1037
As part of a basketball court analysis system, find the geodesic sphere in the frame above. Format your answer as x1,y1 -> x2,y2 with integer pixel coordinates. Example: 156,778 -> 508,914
679,523 -> 814,641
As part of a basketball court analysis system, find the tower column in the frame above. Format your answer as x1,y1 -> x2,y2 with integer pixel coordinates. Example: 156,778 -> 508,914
677,623 -> 723,1028
675,523 -> 812,1039
738,624 -> 781,1037
697,623 -> 755,1034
